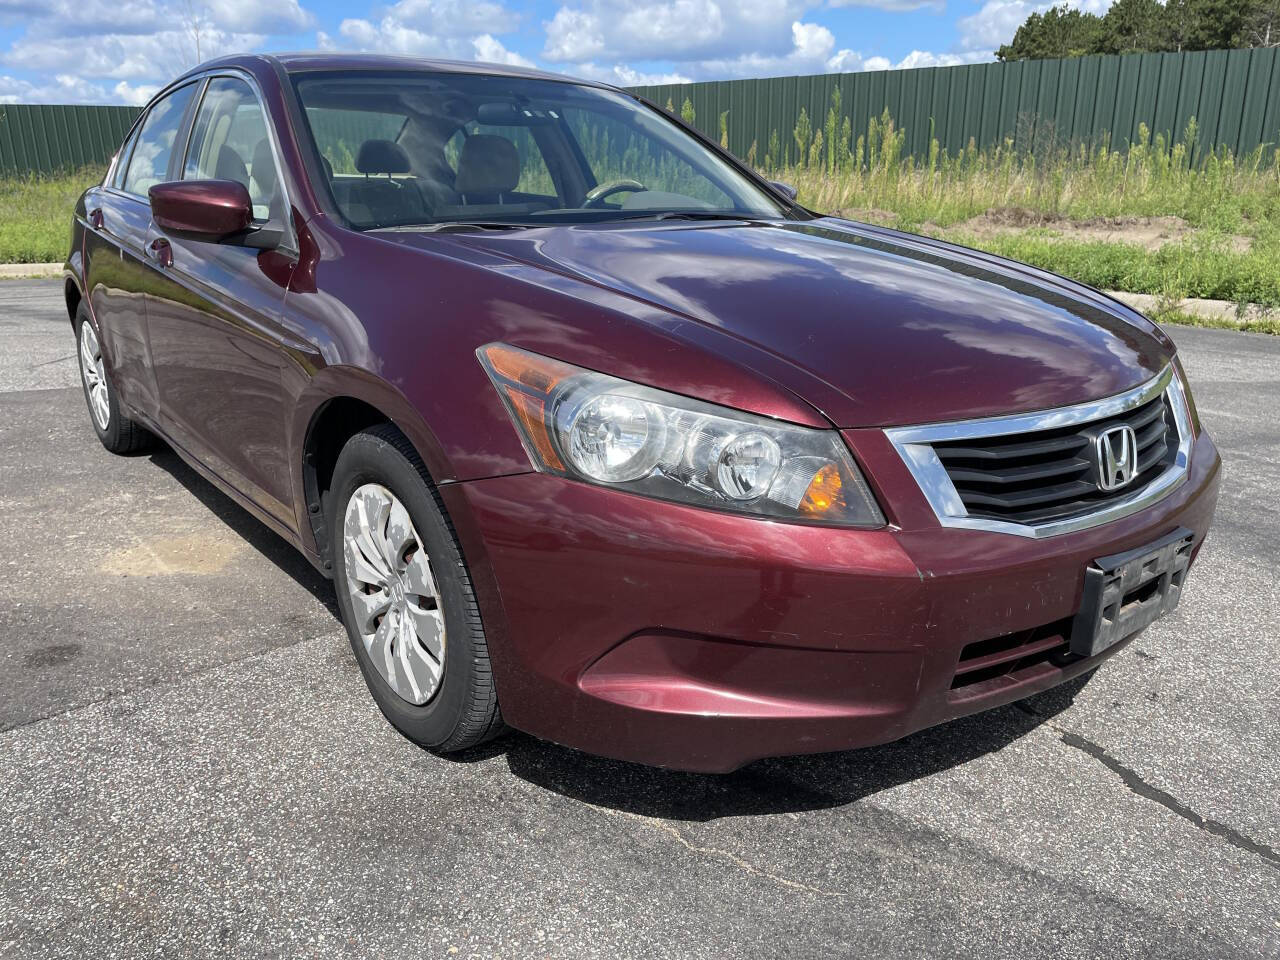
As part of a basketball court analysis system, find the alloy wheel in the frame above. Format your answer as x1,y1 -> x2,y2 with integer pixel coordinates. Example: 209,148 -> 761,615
342,483 -> 446,705
79,321 -> 110,431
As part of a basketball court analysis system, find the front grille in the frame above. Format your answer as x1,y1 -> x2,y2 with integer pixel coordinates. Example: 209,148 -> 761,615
930,393 -> 1177,526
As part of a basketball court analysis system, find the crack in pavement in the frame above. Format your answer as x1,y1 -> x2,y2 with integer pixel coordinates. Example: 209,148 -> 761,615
1014,701 -> 1280,871
588,804 -> 847,898
1056,726 -> 1280,872
28,353 -> 74,368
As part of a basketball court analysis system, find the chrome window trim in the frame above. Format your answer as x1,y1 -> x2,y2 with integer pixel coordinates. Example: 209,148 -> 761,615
885,364 -> 1192,539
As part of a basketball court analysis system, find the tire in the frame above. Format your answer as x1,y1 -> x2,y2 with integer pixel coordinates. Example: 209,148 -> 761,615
330,424 -> 505,753
74,303 -> 153,454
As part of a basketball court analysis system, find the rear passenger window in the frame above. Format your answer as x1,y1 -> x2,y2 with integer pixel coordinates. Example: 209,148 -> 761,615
121,83 -> 198,197
111,126 -> 141,190
183,77 -> 280,222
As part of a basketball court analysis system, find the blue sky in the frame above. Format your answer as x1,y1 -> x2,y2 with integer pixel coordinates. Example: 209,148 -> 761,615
0,0 -> 1102,105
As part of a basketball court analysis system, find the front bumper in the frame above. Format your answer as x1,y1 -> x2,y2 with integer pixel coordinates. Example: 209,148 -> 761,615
441,428 -> 1221,773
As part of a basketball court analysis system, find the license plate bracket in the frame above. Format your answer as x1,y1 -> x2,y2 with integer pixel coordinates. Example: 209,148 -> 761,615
1070,527 -> 1195,659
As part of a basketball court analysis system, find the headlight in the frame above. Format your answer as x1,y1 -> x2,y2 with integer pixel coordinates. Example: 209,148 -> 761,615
478,342 -> 885,527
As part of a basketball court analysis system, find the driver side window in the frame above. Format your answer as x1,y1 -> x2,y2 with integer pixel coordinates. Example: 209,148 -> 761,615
182,77 -> 280,222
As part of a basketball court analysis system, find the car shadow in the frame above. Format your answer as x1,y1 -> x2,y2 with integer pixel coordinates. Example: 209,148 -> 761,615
145,447 -> 339,614
462,674 -> 1095,821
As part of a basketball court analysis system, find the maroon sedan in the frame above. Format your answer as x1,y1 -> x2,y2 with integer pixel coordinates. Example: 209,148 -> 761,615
65,54 -> 1220,772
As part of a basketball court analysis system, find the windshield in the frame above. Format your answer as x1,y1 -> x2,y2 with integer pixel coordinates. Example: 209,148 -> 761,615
292,71 -> 791,230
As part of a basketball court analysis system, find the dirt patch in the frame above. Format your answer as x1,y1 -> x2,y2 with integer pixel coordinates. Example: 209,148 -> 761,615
832,208 -> 899,226
99,531 -> 247,577
941,208 -> 1251,253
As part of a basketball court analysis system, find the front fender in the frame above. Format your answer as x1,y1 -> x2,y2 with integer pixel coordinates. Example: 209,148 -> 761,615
287,363 -> 463,562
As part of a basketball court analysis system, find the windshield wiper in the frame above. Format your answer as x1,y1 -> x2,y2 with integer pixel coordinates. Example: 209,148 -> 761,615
371,221 -> 533,233
614,211 -> 767,224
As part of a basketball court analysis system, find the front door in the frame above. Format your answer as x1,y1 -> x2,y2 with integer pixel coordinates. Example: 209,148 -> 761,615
143,75 -> 299,530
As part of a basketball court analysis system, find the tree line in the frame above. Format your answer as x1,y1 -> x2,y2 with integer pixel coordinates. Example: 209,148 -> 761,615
997,0 -> 1279,60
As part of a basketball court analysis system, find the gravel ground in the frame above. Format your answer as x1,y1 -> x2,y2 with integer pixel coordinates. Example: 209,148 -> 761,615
0,278 -> 1277,959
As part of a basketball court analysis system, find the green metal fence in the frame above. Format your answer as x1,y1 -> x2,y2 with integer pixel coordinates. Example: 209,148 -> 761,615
0,103 -> 140,176
630,47 -> 1280,167
2,47 -> 1279,176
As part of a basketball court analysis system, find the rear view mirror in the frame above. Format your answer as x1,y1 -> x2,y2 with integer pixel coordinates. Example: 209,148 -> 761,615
149,180 -> 283,249
476,101 -> 554,125
149,180 -> 252,241
768,180 -> 799,202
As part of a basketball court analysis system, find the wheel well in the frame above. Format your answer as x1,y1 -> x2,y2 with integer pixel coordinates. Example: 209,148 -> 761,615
65,279 -> 82,327
302,397 -> 396,572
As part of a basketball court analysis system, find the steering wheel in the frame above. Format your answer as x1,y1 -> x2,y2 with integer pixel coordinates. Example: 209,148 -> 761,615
583,179 -> 646,207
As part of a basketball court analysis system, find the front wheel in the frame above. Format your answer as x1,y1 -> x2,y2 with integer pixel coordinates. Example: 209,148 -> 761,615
74,303 -> 153,454
330,424 -> 504,753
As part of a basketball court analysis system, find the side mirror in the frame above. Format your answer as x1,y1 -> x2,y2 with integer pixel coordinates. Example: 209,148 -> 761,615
768,180 -> 799,202
149,179 -> 282,248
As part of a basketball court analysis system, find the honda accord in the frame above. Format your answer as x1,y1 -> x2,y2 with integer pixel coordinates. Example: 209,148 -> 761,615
64,54 -> 1220,772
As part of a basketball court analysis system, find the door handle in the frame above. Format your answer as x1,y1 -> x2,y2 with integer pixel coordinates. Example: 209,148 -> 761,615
146,237 -> 173,269
88,208 -> 104,230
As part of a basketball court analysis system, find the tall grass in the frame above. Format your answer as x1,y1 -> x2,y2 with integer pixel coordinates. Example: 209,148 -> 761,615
780,111 -> 1280,233
776,110 -> 1280,308
0,167 -> 102,263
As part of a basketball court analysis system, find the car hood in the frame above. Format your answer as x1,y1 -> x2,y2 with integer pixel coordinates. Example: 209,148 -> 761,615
430,217 -> 1173,428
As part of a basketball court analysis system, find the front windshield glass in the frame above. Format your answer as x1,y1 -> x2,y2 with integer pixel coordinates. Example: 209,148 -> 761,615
292,71 -> 790,230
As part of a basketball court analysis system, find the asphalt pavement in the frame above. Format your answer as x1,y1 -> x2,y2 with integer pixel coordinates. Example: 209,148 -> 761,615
1,278 -> 1277,959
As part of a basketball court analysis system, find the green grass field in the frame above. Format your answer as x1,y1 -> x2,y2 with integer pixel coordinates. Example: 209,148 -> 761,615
0,166 -> 102,264
779,115 -> 1280,328
4,122 -> 1278,334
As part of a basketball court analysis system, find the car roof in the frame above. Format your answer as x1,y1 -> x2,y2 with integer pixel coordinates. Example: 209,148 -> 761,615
180,52 -> 616,91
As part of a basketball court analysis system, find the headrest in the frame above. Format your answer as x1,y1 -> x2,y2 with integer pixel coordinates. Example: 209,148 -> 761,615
215,143 -> 249,186
250,138 -> 277,199
356,139 -> 411,175
454,134 -> 519,197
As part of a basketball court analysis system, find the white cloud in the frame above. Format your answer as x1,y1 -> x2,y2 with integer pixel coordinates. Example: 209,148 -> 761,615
957,0 -> 1113,51
544,0 -> 810,64
327,0 -> 532,70
543,8 -> 606,61
333,0 -> 521,56
473,34 -> 536,68
828,0 -> 945,12
203,0 -> 313,34
692,20 -> 870,78
112,79 -> 160,105
956,0 -> 1036,49
0,0 -> 309,103
565,62 -> 692,85
0,72 -> 110,104
891,48 -> 992,68
543,3 -> 966,82
337,17 -> 462,56
3,28 -> 267,82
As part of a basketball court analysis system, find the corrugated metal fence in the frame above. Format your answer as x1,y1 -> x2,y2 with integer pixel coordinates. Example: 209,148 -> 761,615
2,47 -> 1279,175
0,103 -> 139,175
631,47 -> 1280,167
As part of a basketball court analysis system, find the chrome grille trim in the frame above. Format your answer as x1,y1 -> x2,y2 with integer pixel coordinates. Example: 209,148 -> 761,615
885,365 -> 1193,538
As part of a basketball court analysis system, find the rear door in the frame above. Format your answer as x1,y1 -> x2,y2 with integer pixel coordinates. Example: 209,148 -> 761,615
82,82 -> 200,422
144,73 -> 299,529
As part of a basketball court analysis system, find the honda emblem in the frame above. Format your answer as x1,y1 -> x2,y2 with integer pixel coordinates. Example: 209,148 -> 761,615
1095,425 -> 1138,491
